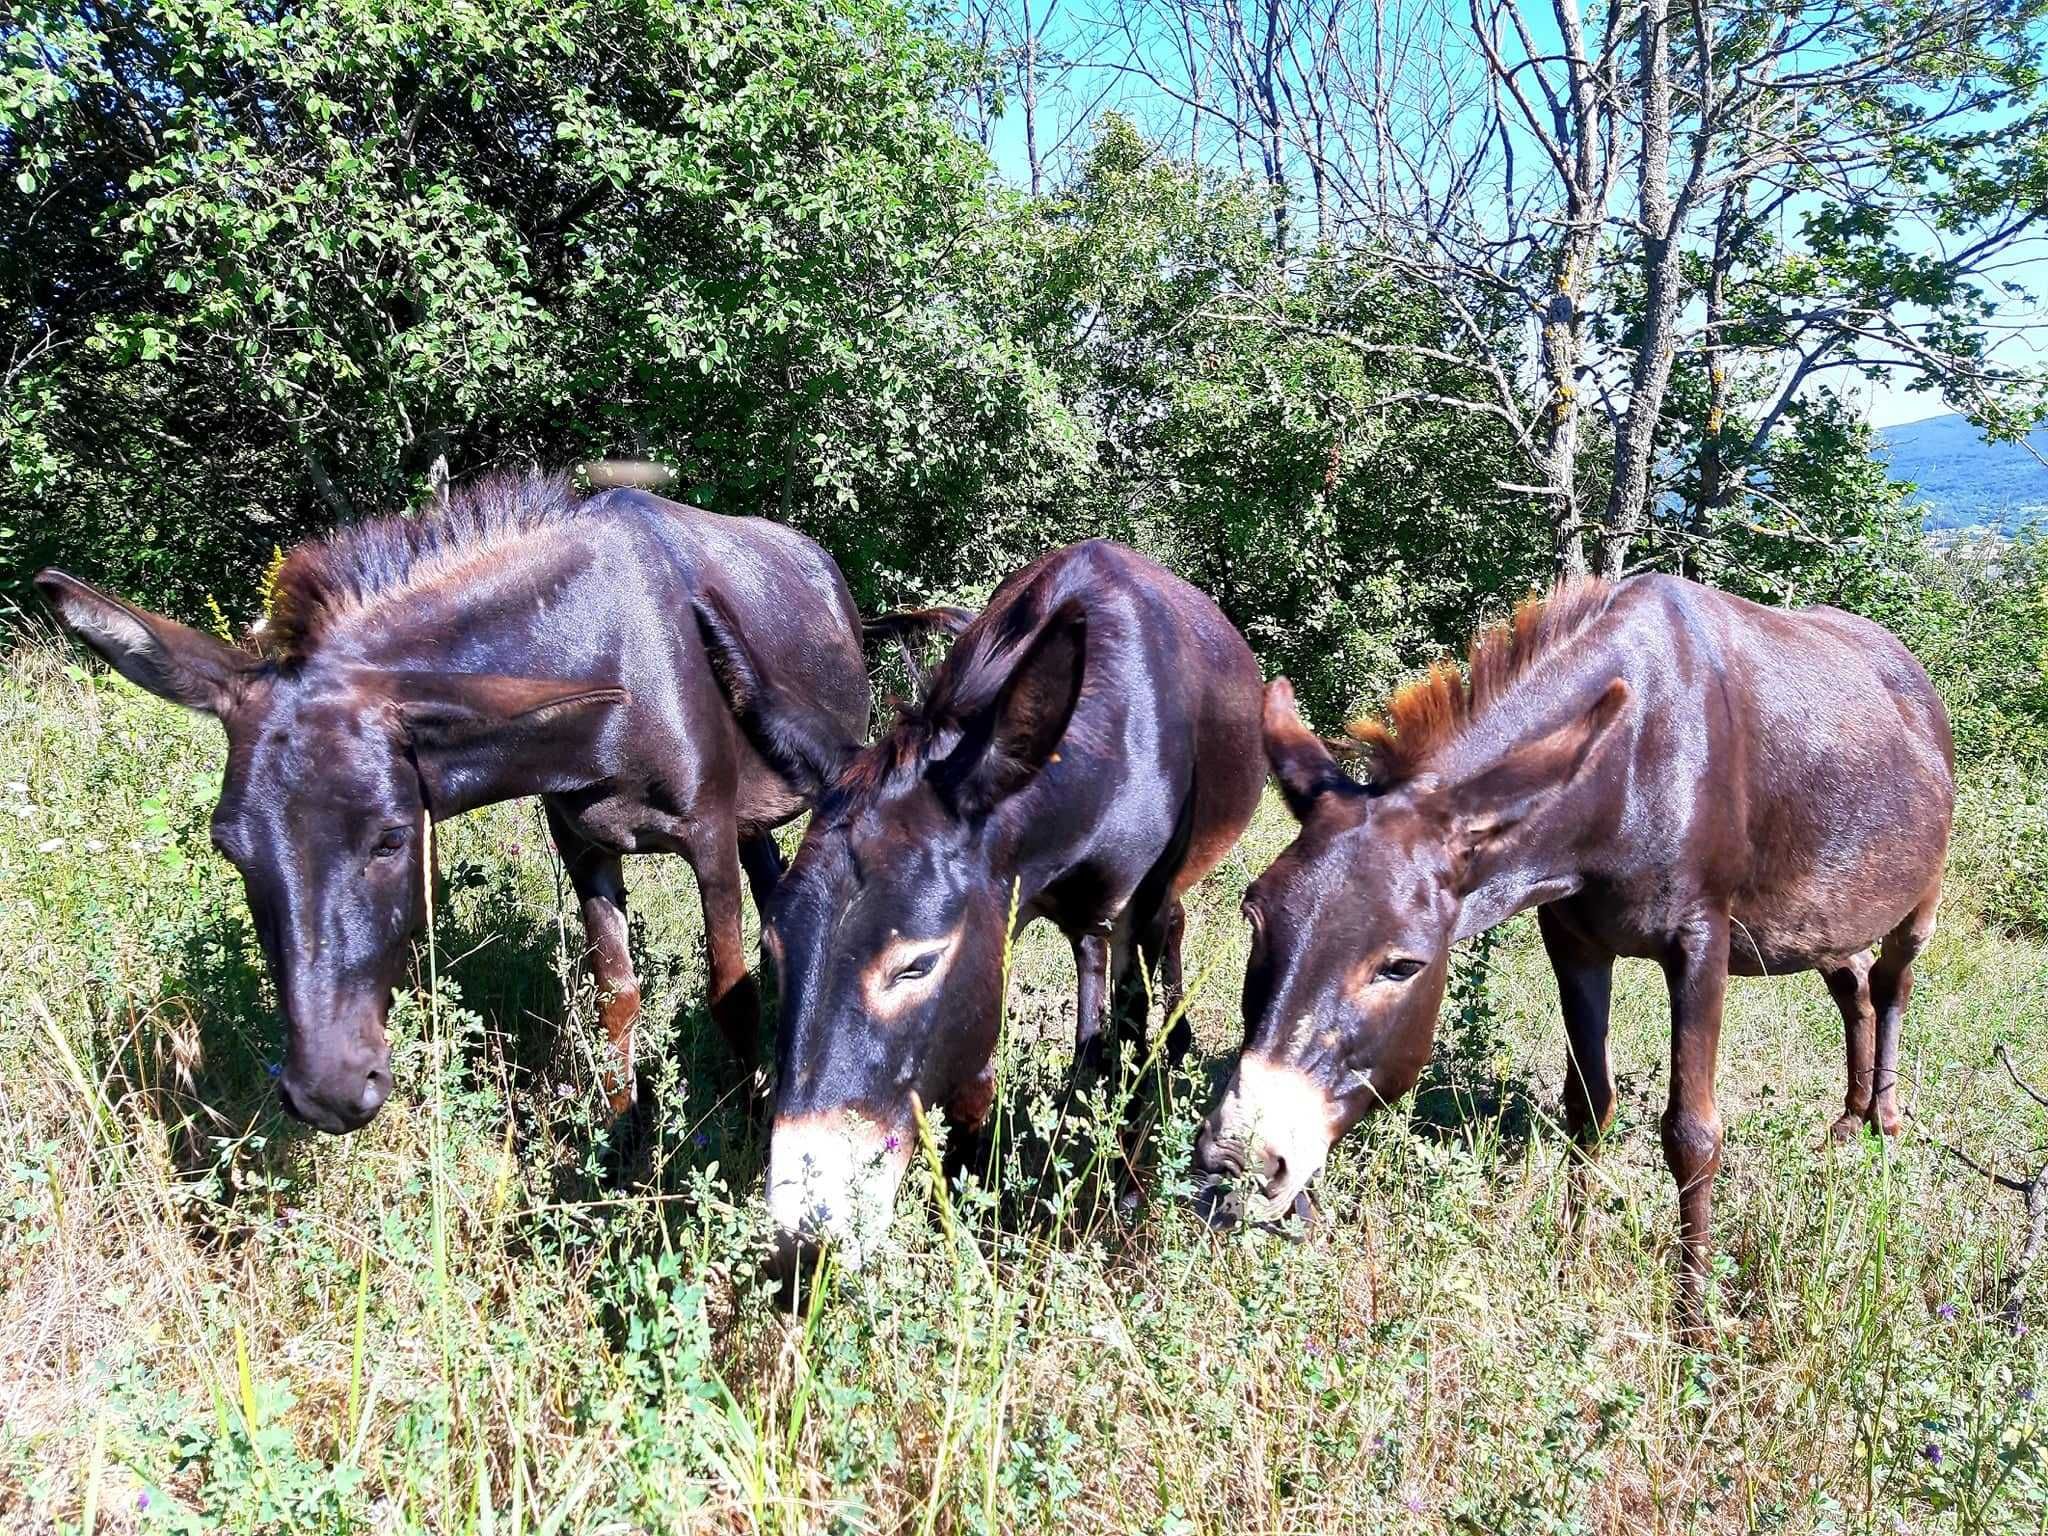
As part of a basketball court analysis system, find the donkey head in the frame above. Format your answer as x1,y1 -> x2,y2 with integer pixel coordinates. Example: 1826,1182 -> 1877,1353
39,570 -> 626,1132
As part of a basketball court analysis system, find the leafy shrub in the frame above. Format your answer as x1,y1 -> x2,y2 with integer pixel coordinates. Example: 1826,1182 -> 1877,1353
1954,762 -> 2048,939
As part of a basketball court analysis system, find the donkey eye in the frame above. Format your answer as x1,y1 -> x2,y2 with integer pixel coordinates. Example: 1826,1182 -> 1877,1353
893,953 -> 937,985
1377,957 -> 1425,983
371,827 -> 409,859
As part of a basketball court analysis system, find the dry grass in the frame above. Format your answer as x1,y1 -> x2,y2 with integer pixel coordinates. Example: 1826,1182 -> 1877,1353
3,636 -> 2046,1533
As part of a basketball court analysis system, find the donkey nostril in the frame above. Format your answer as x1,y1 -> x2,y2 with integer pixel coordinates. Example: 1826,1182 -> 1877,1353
1264,1151 -> 1290,1192
1199,1135 -> 1244,1178
359,1069 -> 390,1115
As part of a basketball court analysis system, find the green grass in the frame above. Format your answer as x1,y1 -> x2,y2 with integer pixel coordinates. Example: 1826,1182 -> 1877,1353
4,634 -> 2047,1534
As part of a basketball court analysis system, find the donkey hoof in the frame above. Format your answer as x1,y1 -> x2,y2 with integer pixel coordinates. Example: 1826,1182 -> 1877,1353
1826,1112 -> 1865,1145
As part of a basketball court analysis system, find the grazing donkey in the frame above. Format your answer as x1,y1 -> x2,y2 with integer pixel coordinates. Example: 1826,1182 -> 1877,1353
1195,574 -> 1954,1326
754,539 -> 1267,1271
39,472 -> 869,1135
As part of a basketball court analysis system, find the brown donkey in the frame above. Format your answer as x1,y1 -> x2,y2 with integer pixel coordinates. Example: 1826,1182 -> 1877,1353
1195,574 -> 1954,1326
757,540 -> 1267,1272
39,472 -> 869,1135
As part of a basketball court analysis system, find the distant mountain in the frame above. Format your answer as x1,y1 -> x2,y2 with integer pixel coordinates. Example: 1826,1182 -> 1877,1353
1880,412 -> 2048,534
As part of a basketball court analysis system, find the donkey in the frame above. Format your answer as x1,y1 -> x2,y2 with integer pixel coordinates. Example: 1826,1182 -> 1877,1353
38,472 -> 869,1135
752,540 -> 1267,1272
1195,574 -> 1954,1326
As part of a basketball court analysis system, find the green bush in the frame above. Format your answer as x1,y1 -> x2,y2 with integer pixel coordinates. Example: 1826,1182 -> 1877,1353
1954,761 -> 2048,939
1,0 -> 1082,619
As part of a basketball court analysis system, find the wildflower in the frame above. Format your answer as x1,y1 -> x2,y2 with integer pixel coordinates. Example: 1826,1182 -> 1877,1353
265,1060 -> 282,1079
693,1129 -> 710,1149
884,1132 -> 901,1153
138,1490 -> 149,1511
1923,1441 -> 1943,1467
1405,1493 -> 1425,1516
1936,1301 -> 1958,1321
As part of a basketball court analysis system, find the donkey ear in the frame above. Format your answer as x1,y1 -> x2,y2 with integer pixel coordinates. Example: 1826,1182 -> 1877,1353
693,587 -> 863,796
938,598 -> 1085,817
1448,678 -> 1630,849
388,671 -> 629,814
36,569 -> 251,716
1263,677 -> 1353,819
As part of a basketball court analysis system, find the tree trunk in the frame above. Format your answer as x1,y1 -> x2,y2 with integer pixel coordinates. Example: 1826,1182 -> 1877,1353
1597,0 -> 1679,580
1542,0 -> 1604,577
1687,182 -> 1745,578
1021,0 -> 1042,197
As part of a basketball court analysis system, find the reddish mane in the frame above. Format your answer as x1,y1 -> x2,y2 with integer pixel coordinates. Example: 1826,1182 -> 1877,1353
1347,576 -> 1616,784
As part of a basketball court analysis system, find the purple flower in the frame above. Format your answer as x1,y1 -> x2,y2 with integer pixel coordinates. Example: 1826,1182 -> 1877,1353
884,1132 -> 902,1153
1936,1301 -> 1959,1321
1305,1339 -> 1322,1358
1923,1441 -> 1943,1467
265,1060 -> 282,1079
1404,1493 -> 1425,1515
692,1129 -> 710,1149
138,1491 -> 149,1511
2022,1387 -> 2037,1405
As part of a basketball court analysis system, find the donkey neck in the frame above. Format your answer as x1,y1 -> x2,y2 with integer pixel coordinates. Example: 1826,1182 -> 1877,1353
1438,673 -> 1627,943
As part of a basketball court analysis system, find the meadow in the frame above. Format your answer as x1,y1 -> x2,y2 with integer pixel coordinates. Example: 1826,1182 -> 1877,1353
4,629 -> 2047,1535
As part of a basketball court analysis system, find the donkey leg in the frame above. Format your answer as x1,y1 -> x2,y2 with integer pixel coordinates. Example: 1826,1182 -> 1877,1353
739,830 -> 784,919
1538,906 -> 1615,1230
546,807 -> 640,1120
1822,950 -> 1877,1142
1071,927 -> 1116,1080
1661,911 -> 1730,1336
1109,902 -> 1185,1208
1870,888 -> 1940,1136
685,819 -> 762,1076
1150,897 -> 1191,1067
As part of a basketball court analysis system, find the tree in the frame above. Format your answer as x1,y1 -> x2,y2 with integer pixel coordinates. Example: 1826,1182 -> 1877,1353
2,0 -> 1082,616
1020,117 -> 1550,717
995,0 -> 2048,575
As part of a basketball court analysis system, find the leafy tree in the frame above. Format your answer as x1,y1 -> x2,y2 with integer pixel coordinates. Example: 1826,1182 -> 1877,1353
1017,117 -> 1551,721
2,0 -> 1081,617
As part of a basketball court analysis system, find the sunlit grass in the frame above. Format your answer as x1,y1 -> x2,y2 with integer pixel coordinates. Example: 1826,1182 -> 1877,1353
3,634 -> 2047,1532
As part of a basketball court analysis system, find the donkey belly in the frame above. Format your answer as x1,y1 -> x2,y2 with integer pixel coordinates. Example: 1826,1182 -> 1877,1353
1723,663 -> 1950,975
1723,892 -> 1914,976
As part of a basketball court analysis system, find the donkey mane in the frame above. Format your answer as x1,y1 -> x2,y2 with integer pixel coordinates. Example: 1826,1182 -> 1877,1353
260,471 -> 589,661
1347,576 -> 1616,785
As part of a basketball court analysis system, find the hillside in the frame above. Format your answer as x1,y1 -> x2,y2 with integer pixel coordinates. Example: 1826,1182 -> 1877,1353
1882,411 -> 2048,532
